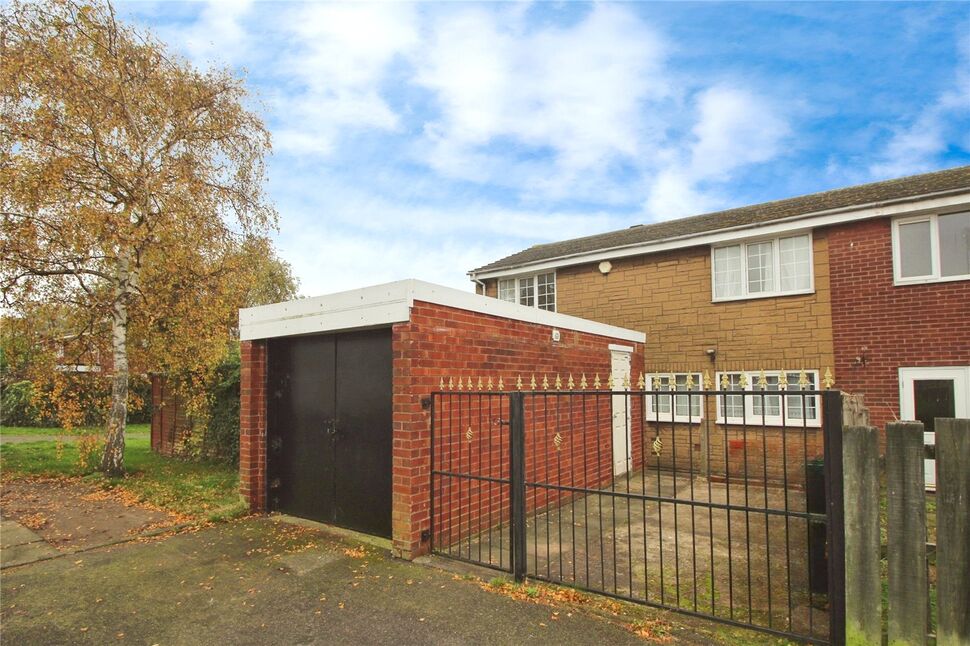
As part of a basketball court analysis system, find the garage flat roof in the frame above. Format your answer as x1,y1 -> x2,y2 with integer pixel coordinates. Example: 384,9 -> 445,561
239,279 -> 645,343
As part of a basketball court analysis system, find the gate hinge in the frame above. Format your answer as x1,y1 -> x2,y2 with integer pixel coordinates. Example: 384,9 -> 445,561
421,529 -> 431,543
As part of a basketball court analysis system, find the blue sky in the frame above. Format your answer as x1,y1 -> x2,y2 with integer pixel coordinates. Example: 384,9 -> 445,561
121,1 -> 970,296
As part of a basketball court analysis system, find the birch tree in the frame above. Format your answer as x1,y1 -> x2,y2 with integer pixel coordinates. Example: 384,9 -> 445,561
1,0 -> 277,474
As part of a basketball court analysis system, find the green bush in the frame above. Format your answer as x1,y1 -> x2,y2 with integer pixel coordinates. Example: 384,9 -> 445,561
0,380 -> 43,426
203,344 -> 240,463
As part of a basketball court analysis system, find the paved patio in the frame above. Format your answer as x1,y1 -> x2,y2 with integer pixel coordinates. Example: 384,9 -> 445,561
449,469 -> 829,641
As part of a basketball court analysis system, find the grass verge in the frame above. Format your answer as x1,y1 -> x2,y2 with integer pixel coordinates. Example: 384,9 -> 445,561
0,431 -> 241,521
0,423 -> 149,437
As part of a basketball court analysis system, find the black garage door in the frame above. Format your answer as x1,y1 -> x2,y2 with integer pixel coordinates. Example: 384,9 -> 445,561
266,328 -> 392,538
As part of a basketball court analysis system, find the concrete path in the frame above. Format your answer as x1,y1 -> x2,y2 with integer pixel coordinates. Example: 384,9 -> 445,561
0,519 -> 58,568
0,517 -> 651,646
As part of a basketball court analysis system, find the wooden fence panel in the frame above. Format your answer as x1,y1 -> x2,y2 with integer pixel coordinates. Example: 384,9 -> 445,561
842,425 -> 881,646
886,421 -> 927,646
935,418 -> 969,646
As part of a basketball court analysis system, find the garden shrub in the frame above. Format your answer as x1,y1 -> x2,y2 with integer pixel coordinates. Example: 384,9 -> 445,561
203,344 -> 240,463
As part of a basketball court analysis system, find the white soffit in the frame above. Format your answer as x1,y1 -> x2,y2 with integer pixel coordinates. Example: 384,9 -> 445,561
239,279 -> 646,343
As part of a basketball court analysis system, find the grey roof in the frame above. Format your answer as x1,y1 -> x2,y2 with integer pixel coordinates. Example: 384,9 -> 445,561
472,165 -> 970,274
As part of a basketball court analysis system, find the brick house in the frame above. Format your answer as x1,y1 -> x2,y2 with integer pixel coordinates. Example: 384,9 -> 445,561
469,166 -> 970,483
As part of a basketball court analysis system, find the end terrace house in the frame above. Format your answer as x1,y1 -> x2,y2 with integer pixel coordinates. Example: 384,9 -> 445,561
469,166 -> 970,448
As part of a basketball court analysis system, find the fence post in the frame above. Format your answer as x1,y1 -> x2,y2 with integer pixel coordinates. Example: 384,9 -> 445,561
936,418 -> 970,646
822,390 -> 847,646
509,392 -> 527,583
886,421 -> 927,646
841,421 -> 881,646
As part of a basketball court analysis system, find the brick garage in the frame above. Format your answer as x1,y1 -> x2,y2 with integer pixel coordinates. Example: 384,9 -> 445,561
239,280 -> 644,559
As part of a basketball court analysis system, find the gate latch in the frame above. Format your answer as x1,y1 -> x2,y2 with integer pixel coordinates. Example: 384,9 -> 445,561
493,418 -> 510,426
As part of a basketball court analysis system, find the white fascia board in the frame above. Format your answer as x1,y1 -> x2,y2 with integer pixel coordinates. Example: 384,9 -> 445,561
470,190 -> 970,280
240,279 -> 645,344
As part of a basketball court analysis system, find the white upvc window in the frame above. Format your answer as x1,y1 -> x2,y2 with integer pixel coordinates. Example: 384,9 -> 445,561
892,212 -> 970,285
497,272 -> 556,312
715,370 -> 820,427
645,373 -> 703,422
711,233 -> 814,301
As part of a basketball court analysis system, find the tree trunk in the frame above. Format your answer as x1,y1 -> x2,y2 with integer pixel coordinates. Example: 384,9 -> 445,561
101,266 -> 131,475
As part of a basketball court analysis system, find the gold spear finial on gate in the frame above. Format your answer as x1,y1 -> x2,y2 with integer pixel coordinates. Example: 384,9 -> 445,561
798,369 -> 810,388
739,373 -> 749,389
685,373 -> 695,390
653,375 -> 662,391
607,373 -> 614,389
530,374 -> 537,389
516,374 -> 523,390
567,374 -> 575,389
823,367 -> 835,389
456,376 -> 463,391
622,373 -> 631,389
593,374 -> 601,389
702,371 -> 713,390
580,373 -> 588,389
720,373 -> 729,390
555,374 -> 562,390
778,372 -> 789,390
477,376 -> 484,391
466,377 -> 473,390
542,374 -> 550,390
757,369 -> 768,390
448,376 -> 454,390
439,377 -> 446,391
668,374 -> 677,391
487,376 -> 494,390
498,376 -> 505,391
637,372 -> 646,390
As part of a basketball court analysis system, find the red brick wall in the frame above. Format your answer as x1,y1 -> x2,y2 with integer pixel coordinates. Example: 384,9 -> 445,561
828,217 -> 970,432
393,300 -> 644,559
239,340 -> 268,512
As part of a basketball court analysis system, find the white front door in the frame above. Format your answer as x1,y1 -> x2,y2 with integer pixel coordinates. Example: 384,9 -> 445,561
610,347 -> 633,476
899,366 -> 970,490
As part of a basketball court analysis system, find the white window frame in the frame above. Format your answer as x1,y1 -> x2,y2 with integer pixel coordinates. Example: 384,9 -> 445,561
714,370 -> 821,427
496,272 -> 557,312
645,373 -> 704,423
892,212 -> 970,285
710,232 -> 815,302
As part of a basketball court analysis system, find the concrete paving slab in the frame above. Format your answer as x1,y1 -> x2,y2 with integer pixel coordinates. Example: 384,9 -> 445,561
1,520 -> 58,568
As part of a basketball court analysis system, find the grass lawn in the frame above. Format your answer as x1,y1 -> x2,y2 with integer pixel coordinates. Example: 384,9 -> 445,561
0,423 -> 149,437
0,428 -> 242,521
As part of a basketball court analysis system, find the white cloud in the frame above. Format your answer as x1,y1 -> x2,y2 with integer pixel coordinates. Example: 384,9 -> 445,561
645,85 -> 790,219
272,3 -> 420,155
170,0 -> 255,68
869,32 -> 970,178
413,4 -> 670,198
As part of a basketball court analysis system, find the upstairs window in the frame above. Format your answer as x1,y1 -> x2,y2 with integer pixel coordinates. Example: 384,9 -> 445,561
893,212 -> 970,284
712,233 -> 813,301
497,272 -> 556,311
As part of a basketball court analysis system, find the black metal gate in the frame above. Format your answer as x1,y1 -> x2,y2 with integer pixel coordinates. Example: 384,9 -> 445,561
267,329 -> 393,537
431,387 -> 845,645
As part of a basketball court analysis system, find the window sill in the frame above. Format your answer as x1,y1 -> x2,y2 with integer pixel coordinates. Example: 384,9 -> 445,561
711,288 -> 814,303
716,418 -> 821,428
893,274 -> 970,287
645,418 -> 704,425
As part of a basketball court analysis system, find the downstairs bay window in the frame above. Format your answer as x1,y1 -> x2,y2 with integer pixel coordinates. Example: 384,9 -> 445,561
715,370 -> 820,427
645,373 -> 703,422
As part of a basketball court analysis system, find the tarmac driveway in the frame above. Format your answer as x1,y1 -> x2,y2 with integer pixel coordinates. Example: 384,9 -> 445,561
0,516 -> 647,646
